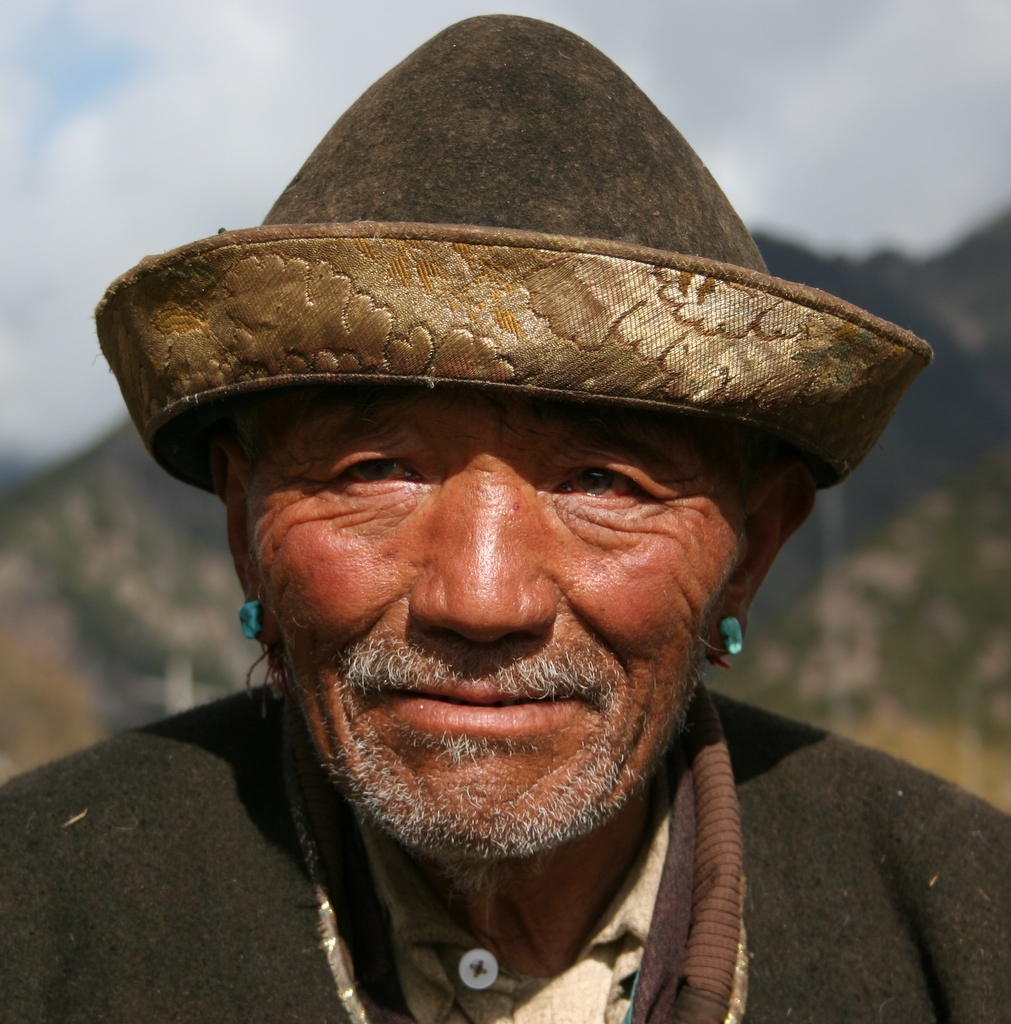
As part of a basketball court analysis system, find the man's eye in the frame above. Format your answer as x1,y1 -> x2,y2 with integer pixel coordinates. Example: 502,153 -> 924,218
349,459 -> 406,482
570,468 -> 629,496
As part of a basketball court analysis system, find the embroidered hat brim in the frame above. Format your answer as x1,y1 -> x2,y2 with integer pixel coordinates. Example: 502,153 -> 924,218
97,221 -> 929,490
95,15 -> 931,490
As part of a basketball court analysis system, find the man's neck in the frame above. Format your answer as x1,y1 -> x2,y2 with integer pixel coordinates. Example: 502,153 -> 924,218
416,786 -> 652,977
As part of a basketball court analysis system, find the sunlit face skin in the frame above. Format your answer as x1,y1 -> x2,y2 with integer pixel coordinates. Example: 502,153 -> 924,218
214,388 -> 813,882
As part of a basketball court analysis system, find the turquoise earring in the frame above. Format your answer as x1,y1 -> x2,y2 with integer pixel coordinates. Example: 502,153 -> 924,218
718,616 -> 743,656
239,600 -> 264,640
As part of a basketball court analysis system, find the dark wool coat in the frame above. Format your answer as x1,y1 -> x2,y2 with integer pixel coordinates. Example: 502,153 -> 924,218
1,691 -> 1008,1023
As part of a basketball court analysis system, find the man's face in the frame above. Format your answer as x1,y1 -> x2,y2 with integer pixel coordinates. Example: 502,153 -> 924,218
222,390 -> 787,876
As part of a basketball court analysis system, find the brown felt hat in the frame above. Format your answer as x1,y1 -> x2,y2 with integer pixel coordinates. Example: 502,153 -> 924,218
96,15 -> 931,491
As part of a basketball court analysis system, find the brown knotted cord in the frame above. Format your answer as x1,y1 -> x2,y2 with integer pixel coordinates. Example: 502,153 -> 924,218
674,683 -> 744,1022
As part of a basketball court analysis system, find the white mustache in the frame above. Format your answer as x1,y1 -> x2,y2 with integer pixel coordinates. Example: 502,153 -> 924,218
338,633 -> 619,712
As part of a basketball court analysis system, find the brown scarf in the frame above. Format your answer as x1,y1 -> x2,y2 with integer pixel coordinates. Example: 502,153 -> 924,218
287,682 -> 745,1024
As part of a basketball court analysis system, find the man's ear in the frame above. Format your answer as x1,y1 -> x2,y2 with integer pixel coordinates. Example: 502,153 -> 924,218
209,435 -> 282,645
711,457 -> 817,649
209,434 -> 253,589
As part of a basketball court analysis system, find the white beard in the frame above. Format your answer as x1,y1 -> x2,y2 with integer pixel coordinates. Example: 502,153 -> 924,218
300,629 -> 702,891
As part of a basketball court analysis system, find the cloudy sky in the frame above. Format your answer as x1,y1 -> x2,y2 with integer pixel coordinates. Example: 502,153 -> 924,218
2,0 -> 1010,462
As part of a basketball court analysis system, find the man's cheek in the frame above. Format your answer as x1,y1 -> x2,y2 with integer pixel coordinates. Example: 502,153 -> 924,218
564,546 -> 721,651
267,518 -> 415,634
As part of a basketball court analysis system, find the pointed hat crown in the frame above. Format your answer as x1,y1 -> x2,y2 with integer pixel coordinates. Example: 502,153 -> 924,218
96,15 -> 930,491
265,16 -> 766,271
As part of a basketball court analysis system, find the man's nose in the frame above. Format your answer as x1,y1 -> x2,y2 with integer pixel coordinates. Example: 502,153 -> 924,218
409,472 -> 557,643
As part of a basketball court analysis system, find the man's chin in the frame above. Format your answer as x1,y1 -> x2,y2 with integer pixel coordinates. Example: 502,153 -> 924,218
326,727 -> 632,888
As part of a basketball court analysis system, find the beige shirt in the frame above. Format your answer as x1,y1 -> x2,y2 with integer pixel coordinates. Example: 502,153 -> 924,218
358,776 -> 670,1024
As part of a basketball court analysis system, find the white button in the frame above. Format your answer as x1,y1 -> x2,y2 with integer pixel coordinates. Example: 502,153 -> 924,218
458,948 -> 499,990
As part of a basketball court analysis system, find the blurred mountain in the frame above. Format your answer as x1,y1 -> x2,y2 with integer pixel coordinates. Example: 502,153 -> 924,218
879,208 -> 1011,356
753,208 -> 1011,620
720,442 -> 1011,811
0,425 -> 249,749
718,210 -> 1011,809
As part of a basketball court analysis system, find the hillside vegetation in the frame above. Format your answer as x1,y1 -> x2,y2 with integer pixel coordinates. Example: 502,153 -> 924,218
720,444 -> 1011,810
721,209 -> 1011,809
0,426 -> 249,768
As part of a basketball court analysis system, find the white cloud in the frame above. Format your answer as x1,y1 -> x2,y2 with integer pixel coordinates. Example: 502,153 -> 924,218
1,0 -> 1009,461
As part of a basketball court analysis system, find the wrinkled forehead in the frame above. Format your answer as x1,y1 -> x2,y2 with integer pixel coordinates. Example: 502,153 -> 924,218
234,385 -> 751,474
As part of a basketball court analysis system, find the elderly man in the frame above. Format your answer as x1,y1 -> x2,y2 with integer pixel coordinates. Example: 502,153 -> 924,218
2,15 -> 1009,1024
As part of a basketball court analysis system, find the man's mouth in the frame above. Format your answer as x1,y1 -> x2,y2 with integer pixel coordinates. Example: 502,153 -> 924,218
372,685 -> 584,739
395,689 -> 565,708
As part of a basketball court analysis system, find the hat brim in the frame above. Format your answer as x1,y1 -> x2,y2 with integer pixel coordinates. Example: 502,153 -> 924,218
96,222 -> 932,490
